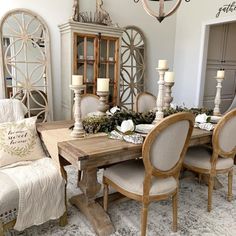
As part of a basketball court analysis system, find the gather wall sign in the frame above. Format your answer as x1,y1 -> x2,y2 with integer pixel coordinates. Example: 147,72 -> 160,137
216,1 -> 236,18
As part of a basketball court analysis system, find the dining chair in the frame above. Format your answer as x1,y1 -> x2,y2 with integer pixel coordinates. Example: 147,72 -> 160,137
103,112 -> 194,236
81,94 -> 100,118
183,108 -> 236,212
76,94 -> 100,184
135,92 -> 156,113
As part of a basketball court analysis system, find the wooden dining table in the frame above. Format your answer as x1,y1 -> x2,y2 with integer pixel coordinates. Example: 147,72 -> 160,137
37,121 -> 212,236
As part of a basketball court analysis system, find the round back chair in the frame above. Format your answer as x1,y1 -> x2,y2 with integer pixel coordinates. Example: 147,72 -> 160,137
135,92 -> 156,113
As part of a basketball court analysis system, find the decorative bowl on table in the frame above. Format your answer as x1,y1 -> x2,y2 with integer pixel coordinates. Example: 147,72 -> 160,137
135,124 -> 155,134
209,115 -> 222,124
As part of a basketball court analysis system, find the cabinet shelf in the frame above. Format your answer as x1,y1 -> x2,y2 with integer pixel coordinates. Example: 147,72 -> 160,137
77,59 -> 95,65
100,60 -> 116,64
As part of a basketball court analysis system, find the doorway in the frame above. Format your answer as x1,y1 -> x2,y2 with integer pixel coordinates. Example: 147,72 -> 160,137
203,22 -> 236,113
196,16 -> 236,114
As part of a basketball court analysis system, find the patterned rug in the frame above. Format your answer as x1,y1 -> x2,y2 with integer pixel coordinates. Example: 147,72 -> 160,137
6,166 -> 236,236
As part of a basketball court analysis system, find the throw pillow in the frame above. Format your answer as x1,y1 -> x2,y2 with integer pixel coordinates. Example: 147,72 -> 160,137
0,116 -> 45,167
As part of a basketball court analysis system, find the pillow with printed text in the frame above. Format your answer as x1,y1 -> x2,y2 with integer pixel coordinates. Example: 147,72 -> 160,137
0,116 -> 45,167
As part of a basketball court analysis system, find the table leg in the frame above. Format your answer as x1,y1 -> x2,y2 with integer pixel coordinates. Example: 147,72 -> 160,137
70,168 -> 115,236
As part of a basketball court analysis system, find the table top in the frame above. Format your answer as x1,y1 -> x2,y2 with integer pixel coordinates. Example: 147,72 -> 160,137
37,120 -> 73,132
58,135 -> 142,158
37,120 -> 212,139
37,120 -> 212,169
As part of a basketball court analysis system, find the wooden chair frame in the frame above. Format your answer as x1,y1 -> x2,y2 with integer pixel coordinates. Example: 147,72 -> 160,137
103,112 -> 194,236
134,92 -> 156,113
183,108 -> 236,212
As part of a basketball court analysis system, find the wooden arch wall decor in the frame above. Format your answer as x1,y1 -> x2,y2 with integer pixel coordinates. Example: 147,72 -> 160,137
0,9 -> 53,122
120,26 -> 146,110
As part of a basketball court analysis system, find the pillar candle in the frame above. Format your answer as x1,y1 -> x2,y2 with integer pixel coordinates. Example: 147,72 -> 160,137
158,60 -> 168,69
165,72 -> 175,82
97,78 -> 110,92
72,75 -> 83,86
217,70 -> 225,78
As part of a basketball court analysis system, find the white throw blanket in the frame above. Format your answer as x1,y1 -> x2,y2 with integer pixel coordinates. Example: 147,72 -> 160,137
0,99 -> 27,123
1,158 -> 65,231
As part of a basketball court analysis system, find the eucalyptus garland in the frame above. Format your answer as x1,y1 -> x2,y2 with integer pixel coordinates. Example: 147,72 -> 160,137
163,106 -> 213,117
82,107 -> 213,134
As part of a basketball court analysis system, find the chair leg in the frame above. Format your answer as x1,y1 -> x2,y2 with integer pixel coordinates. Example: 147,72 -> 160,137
103,182 -> 109,212
0,220 -> 4,236
172,190 -> 178,232
59,211 -> 68,227
228,169 -> 233,202
208,175 -> 214,212
141,203 -> 149,236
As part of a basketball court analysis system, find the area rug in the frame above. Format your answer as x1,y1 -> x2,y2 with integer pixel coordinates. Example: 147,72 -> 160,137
6,166 -> 236,236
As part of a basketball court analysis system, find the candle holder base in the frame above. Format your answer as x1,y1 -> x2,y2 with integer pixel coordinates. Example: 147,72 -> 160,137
213,77 -> 223,117
213,111 -> 221,116
152,111 -> 164,124
164,82 -> 174,110
97,91 -> 109,115
153,67 -> 168,124
70,84 -> 86,139
71,129 -> 85,138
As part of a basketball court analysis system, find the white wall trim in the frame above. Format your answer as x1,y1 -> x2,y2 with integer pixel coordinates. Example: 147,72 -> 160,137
196,15 -> 236,106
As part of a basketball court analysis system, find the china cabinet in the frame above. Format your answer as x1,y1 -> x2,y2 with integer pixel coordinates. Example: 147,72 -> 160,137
59,21 -> 123,119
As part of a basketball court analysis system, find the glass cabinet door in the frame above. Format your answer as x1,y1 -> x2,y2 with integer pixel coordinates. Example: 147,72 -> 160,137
74,33 -> 120,106
98,37 -> 118,104
76,34 -> 97,93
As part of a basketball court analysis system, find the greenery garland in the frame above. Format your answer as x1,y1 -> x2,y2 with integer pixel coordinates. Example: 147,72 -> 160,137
82,107 -> 213,134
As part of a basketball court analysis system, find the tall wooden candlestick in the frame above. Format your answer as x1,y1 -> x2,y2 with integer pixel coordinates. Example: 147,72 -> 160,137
164,82 -> 175,109
153,67 -> 168,124
70,84 -> 86,138
213,77 -> 224,116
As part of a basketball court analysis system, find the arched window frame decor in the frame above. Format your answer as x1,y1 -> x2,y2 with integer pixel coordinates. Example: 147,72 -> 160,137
120,25 -> 146,110
0,9 -> 53,122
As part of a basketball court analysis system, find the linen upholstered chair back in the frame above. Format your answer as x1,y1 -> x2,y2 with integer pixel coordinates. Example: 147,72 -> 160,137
0,99 -> 27,123
142,112 -> 194,176
213,108 -> 236,158
135,92 -> 156,113
81,94 -> 99,118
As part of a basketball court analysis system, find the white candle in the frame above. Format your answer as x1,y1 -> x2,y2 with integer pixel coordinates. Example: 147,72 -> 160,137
158,60 -> 168,69
217,70 -> 225,78
97,78 -> 110,92
165,71 -> 175,83
72,75 -> 83,86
